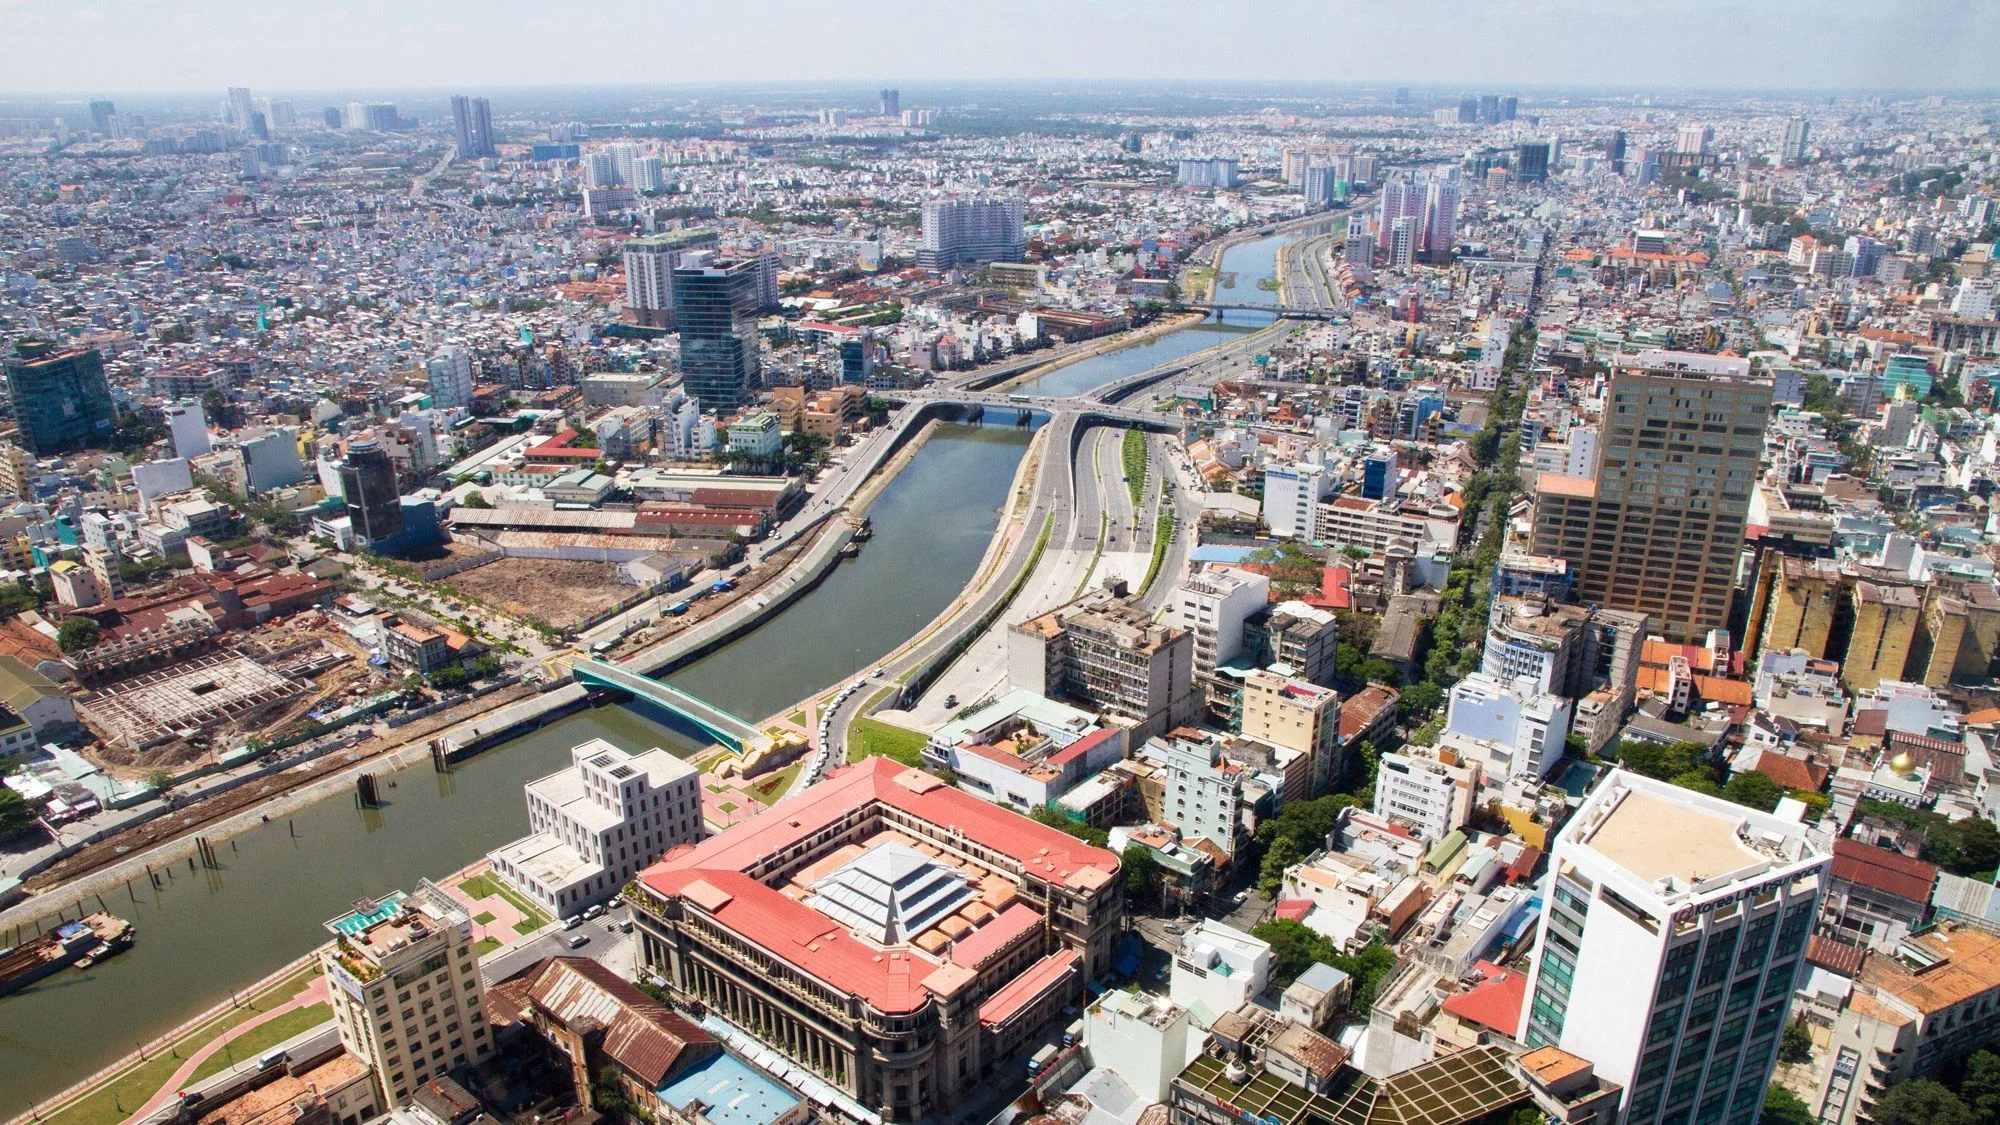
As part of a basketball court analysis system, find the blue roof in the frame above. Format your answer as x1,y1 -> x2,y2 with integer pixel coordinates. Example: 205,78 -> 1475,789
657,1051 -> 797,1125
1190,545 -> 1258,564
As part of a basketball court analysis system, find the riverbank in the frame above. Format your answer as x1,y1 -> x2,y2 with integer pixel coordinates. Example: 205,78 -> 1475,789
990,310 -> 1208,393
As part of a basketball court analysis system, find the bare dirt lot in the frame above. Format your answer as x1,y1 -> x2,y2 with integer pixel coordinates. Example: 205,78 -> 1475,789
447,557 -> 632,631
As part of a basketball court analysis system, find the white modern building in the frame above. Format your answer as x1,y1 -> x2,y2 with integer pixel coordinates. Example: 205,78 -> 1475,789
1170,920 -> 1270,1025
487,738 -> 705,918
165,402 -> 211,459
1084,990 -> 1200,1103
1373,749 -> 1479,842
1443,671 -> 1574,781
1171,566 -> 1270,677
1519,770 -> 1830,1125
1156,733 -> 1246,855
426,346 -> 474,411
1262,462 -> 1328,540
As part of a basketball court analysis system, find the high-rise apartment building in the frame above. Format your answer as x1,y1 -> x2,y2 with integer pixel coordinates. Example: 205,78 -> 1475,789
879,88 -> 900,116
1607,129 -> 1627,175
1677,122 -> 1714,156
1376,178 -> 1425,251
426,346 -> 474,410
1519,771 -> 1827,1125
1529,351 -> 1771,643
918,196 -> 1025,270
88,100 -> 116,134
1423,179 -> 1460,263
1176,157 -> 1240,189
450,95 -> 494,159
622,228 -> 720,328
321,882 -> 494,1107
1262,461 -> 1329,539
1779,117 -> 1810,167
2,341 -> 117,455
672,257 -> 761,411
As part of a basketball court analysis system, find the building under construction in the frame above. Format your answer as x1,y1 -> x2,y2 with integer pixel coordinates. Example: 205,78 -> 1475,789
77,653 -> 307,751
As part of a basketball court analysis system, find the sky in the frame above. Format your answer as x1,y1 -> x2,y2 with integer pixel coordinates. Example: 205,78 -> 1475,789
2,0 -> 1997,94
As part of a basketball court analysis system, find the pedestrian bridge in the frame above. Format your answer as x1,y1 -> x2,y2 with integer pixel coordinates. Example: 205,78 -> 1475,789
567,656 -> 772,755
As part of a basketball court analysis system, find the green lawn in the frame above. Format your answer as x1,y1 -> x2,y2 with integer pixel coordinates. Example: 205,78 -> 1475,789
457,872 -> 552,933
473,911 -> 495,926
475,936 -> 502,956
848,717 -> 930,767
1122,428 -> 1148,506
749,762 -> 802,805
43,968 -> 319,1125
187,1003 -> 333,1084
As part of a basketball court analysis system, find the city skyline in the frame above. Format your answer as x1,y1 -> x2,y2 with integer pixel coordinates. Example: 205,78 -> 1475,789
1,0 -> 1996,93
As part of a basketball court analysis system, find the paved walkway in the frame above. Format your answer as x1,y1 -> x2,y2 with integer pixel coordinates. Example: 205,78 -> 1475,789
126,976 -> 328,1123
441,864 -> 530,945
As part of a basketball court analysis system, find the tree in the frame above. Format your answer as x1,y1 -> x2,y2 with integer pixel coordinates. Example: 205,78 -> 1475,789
460,489 -> 492,509
56,617 -> 101,653
1723,770 -> 1784,813
1122,844 -> 1159,905
1669,769 -> 1722,797
1957,1051 -> 2000,1124
142,767 -> 174,794
0,785 -> 35,839
1250,919 -> 1335,989
1763,1087 -> 1816,1125
1874,1081 -> 1976,1125
1617,740 -> 1708,781
1259,836 -> 1301,898
1398,680 -> 1445,721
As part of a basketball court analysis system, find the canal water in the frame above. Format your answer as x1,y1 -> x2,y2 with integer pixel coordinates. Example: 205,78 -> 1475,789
0,228 -> 1307,1108
1009,228 -> 1293,397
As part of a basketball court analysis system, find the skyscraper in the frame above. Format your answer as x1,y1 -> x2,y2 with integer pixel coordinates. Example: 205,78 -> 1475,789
1500,95 -> 1518,121
918,196 -> 1026,270
87,100 -> 116,134
1388,216 -> 1419,267
1477,94 -> 1501,124
1423,179 -> 1460,263
450,95 -> 495,159
1519,770 -> 1826,1125
1514,141 -> 1551,183
1376,177 -> 1424,251
1529,351 -> 1771,643
1607,129 -> 1628,175
226,86 -> 257,133
622,228 -> 719,328
339,436 -> 405,544
879,87 -> 900,116
1780,117 -> 1810,167
2,341 -> 117,455
1677,122 -> 1714,156
672,257 -> 761,411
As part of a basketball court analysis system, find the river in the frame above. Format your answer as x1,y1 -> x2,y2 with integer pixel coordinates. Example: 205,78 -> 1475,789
0,226 -> 1308,1109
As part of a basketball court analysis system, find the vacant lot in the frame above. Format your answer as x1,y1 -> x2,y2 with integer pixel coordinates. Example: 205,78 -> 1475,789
449,557 -> 631,630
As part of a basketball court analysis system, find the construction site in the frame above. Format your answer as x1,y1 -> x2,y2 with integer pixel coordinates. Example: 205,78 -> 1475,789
445,557 -> 646,633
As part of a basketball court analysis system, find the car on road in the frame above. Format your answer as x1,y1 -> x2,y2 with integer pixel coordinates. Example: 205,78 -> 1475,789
561,915 -> 582,930
565,933 -> 590,949
583,903 -> 605,920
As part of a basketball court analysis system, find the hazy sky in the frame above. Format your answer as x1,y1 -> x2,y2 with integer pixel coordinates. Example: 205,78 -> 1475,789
3,0 -> 1997,94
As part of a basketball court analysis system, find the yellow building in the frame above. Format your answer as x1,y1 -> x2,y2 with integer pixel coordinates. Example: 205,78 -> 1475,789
1240,668 -> 1343,798
1920,580 -> 2000,687
1842,581 -> 1921,692
1761,556 -> 1842,658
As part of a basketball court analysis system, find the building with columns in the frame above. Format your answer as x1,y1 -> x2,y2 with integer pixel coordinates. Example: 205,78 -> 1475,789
630,756 -> 1123,1122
